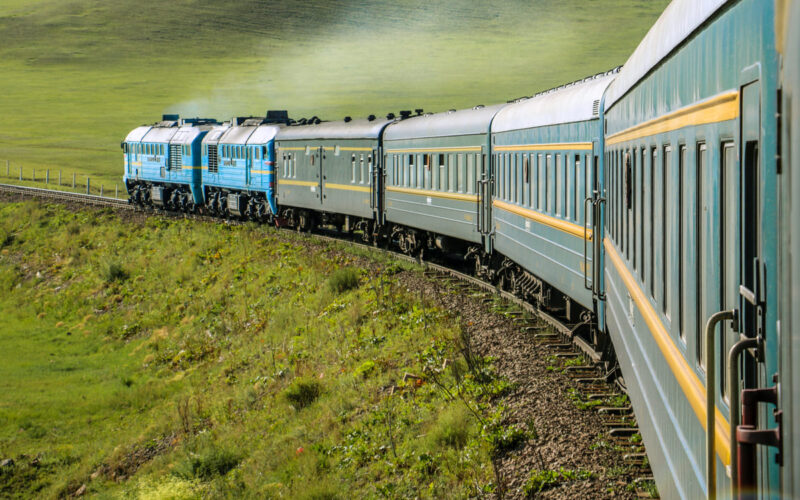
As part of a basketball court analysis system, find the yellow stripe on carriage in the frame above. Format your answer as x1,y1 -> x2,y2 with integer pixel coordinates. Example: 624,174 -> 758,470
494,142 -> 593,152
181,166 -> 202,170
492,199 -> 591,240
279,179 -> 318,187
324,183 -> 371,193
385,146 -> 482,154
604,238 -> 731,466
251,170 -> 275,174
386,186 -> 478,202
606,90 -> 740,145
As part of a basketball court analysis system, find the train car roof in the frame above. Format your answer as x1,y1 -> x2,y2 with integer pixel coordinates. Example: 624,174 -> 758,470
492,73 -> 616,133
383,104 -> 506,141
141,126 -> 179,144
124,126 -> 152,143
201,124 -> 232,145
247,124 -> 281,145
219,126 -> 259,145
276,118 -> 393,141
170,124 -> 216,145
604,0 -> 728,108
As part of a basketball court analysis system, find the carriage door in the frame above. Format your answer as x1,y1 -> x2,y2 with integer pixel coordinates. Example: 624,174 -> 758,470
584,141 -> 605,300
315,146 -> 324,204
371,149 -> 381,221
478,147 -> 493,252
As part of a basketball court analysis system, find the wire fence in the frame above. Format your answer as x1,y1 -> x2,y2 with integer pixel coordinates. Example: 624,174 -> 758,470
0,159 -> 125,199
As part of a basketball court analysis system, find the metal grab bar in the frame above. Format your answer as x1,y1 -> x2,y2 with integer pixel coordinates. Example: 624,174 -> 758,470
594,197 -> 606,300
583,196 -> 593,291
705,309 -> 738,499
727,334 -> 760,498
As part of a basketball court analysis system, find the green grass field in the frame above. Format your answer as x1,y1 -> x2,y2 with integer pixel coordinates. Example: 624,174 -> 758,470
0,0 -> 669,188
0,201 -> 534,498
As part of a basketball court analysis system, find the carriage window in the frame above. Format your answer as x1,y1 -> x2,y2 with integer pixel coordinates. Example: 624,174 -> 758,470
334,145 -> 340,156
360,155 -> 365,184
663,145 -> 672,317
650,148 -> 657,297
457,154 -> 465,192
438,154 -> 446,191
566,155 -> 573,220
523,155 -> 530,185
575,155 -> 581,222
678,145 -> 687,340
305,145 -> 311,155
466,154 -> 475,194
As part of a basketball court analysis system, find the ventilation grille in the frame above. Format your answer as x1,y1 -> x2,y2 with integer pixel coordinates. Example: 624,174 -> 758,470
208,146 -> 219,173
169,144 -> 182,170
592,100 -> 600,117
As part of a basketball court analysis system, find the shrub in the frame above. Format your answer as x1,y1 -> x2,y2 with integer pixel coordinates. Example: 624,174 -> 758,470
284,378 -> 322,409
431,405 -> 473,449
327,268 -> 359,294
354,360 -> 375,379
523,468 -> 593,496
175,447 -> 241,480
104,262 -> 129,283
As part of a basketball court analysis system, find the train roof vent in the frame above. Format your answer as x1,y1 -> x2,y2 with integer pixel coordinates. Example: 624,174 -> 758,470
367,114 -> 376,121
447,109 -> 456,113
592,100 -> 600,117
162,114 -> 179,121
344,116 -> 352,122
181,117 -> 218,125
415,108 -> 424,115
266,110 -> 289,124
399,110 -> 412,119
473,104 -> 485,109
386,112 -> 396,120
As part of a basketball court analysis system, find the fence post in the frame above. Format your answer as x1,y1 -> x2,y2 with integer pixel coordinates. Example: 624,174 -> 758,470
58,170 -> 62,186
19,166 -> 22,181
32,168 -> 35,182
72,173 -> 76,188
5,160 -> 8,177
46,170 -> 49,184
115,184 -> 119,198
100,185 -> 104,197
86,177 -> 90,195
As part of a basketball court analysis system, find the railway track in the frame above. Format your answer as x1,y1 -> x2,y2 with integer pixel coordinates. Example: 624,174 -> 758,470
0,182 -> 658,497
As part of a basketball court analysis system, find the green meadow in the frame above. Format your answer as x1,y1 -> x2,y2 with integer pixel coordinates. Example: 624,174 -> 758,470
0,0 -> 669,188
0,201 -> 529,498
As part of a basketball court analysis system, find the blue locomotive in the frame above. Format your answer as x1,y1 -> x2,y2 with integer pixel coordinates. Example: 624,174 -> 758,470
122,0 -> 799,497
123,115 -> 217,210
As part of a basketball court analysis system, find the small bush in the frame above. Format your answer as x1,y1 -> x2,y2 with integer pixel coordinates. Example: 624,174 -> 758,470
484,422 -> 528,455
175,447 -> 241,480
104,262 -> 129,283
0,230 -> 13,248
327,268 -> 359,294
284,378 -> 322,409
431,405 -> 473,449
354,360 -> 375,379
523,468 -> 594,496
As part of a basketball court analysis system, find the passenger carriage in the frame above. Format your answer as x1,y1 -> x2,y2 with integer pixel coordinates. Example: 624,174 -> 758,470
382,105 -> 505,258
489,72 -> 615,317
274,116 -> 393,236
123,115 -> 217,210
601,0 -> 782,497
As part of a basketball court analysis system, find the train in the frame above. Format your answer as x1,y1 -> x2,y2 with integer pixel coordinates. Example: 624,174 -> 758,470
122,0 -> 799,498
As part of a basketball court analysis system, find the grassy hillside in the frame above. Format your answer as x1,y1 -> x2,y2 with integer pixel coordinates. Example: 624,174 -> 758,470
0,0 -> 670,187
0,201 -> 530,498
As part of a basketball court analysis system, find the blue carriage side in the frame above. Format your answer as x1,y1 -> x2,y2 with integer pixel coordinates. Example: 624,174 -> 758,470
490,72 -> 616,314
123,115 -> 217,210
601,0 -> 781,497
382,105 -> 505,259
